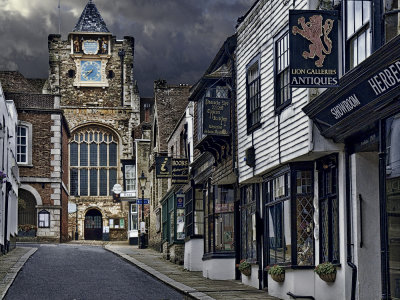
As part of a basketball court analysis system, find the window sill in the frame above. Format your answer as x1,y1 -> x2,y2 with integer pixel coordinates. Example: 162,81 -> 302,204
247,123 -> 262,135
275,101 -> 291,115
202,252 -> 235,261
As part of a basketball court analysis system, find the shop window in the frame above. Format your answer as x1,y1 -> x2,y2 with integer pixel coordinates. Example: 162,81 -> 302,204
317,155 -> 339,264
246,56 -> 261,132
346,0 -> 371,69
130,203 -> 138,231
185,187 -> 204,237
265,164 -> 314,267
240,184 -> 258,262
162,201 -> 169,241
275,30 -> 291,112
109,218 -> 125,229
386,114 -> 400,298
204,180 -> 235,254
70,127 -> 118,196
38,210 -> 50,228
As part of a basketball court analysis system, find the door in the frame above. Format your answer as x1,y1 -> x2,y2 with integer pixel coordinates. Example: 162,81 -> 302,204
84,209 -> 103,240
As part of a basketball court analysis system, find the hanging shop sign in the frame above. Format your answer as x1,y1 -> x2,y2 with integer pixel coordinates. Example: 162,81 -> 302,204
203,96 -> 231,135
289,10 -> 339,87
155,156 -> 172,178
176,194 -> 185,209
172,158 -> 189,184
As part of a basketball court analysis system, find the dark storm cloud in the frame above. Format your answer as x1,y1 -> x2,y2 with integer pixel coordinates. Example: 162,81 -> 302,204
0,0 -> 254,96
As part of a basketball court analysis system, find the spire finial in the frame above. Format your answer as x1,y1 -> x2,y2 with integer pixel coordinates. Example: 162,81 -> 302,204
89,0 -> 93,4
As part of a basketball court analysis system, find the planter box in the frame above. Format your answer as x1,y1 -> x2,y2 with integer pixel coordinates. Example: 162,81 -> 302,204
18,229 -> 36,237
240,267 -> 251,276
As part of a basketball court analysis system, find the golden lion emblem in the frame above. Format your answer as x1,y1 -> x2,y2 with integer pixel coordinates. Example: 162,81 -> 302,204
292,15 -> 334,68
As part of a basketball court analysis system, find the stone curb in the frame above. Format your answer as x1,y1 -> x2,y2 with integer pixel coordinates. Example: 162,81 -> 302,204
104,245 -> 215,300
0,247 -> 37,300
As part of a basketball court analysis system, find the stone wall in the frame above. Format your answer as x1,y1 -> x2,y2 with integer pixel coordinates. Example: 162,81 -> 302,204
169,243 -> 184,265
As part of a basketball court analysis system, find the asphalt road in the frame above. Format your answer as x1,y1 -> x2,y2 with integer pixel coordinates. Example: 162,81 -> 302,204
5,244 -> 186,300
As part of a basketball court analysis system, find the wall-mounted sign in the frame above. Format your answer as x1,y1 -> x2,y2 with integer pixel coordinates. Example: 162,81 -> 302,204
172,158 -> 189,184
289,10 -> 339,87
155,156 -> 172,178
83,40 -> 99,55
176,194 -> 185,209
203,97 -> 231,135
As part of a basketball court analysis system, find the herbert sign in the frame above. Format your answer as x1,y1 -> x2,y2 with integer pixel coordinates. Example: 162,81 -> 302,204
203,96 -> 230,135
155,156 -> 172,178
289,10 -> 339,87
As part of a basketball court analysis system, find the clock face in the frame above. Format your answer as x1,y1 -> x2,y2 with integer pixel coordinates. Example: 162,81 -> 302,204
80,60 -> 101,82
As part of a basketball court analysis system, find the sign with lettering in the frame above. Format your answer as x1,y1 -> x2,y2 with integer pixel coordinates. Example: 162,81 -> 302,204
83,40 -> 99,55
155,156 -> 172,178
203,97 -> 230,135
309,58 -> 400,129
176,194 -> 185,209
289,10 -> 339,87
172,158 -> 189,184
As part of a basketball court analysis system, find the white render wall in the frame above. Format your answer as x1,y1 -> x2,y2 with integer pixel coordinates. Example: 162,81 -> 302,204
241,264 -> 259,289
236,0 -> 309,184
184,238 -> 203,271
351,152 -> 381,300
202,258 -> 235,280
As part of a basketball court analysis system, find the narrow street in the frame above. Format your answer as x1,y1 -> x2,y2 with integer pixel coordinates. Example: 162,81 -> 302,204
5,244 -> 186,300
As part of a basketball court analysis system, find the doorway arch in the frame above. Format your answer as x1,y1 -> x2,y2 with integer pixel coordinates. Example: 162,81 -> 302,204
84,209 -> 103,240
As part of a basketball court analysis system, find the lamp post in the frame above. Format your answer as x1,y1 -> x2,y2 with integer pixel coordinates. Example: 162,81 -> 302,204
138,171 -> 147,249
75,193 -> 80,240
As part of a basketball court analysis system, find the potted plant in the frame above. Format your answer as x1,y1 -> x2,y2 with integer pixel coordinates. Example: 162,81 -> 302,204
18,224 -> 37,237
237,259 -> 252,276
0,171 -> 6,184
267,265 -> 285,282
315,262 -> 336,282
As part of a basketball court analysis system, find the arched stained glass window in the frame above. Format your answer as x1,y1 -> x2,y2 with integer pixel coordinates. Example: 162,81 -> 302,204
69,127 -> 118,196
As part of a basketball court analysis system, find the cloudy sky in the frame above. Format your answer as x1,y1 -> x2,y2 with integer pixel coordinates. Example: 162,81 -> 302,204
0,0 -> 254,96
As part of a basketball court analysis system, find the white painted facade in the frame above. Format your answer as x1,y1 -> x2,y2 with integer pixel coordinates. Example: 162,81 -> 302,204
0,83 -> 20,254
184,238 -> 203,271
202,258 -> 236,280
235,1 -> 354,299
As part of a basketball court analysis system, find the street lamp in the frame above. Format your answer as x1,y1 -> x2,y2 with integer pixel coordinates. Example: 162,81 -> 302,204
138,171 -> 147,249
75,193 -> 80,240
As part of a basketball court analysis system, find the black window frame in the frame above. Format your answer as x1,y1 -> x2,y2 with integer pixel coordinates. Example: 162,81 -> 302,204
264,163 -> 315,268
344,0 -> 372,71
240,183 -> 260,263
203,180 -> 235,256
185,184 -> 204,239
246,55 -> 261,134
274,29 -> 291,114
317,154 -> 340,265
38,210 -> 50,228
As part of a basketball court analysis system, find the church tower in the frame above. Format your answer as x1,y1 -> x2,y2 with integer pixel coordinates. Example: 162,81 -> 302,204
46,0 -> 140,240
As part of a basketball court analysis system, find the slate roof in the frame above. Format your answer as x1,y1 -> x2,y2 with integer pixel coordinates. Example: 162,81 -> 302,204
73,0 -> 109,33
0,71 -> 39,94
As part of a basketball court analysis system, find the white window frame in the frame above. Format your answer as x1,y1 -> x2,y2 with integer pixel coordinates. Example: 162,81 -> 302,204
17,121 -> 33,165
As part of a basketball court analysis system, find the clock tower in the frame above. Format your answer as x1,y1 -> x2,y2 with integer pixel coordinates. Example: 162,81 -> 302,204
46,0 -> 140,241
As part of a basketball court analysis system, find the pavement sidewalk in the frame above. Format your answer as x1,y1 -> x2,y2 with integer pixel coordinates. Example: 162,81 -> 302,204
105,242 -> 280,300
0,247 -> 37,299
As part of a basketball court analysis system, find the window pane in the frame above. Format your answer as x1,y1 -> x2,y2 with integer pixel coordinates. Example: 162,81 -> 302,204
70,142 -> 78,166
80,143 -> 88,166
109,142 -> 117,166
90,169 -> 98,196
90,143 -> 98,166
80,169 -> 88,196
347,1 -> 355,38
70,168 -> 78,196
100,142 -> 107,166
354,1 -> 362,30
215,213 -> 234,251
109,169 -> 117,195
100,169 -> 107,196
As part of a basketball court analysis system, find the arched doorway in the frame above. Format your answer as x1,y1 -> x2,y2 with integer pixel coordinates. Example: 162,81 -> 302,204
84,209 -> 103,240
18,189 -> 37,237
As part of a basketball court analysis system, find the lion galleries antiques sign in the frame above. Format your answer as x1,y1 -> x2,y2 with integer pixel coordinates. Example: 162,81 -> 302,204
289,10 -> 339,87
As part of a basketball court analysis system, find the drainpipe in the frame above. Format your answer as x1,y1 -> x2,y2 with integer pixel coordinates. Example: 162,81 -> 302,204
118,48 -> 126,106
378,120 -> 390,299
345,146 -> 357,300
3,182 -> 11,254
